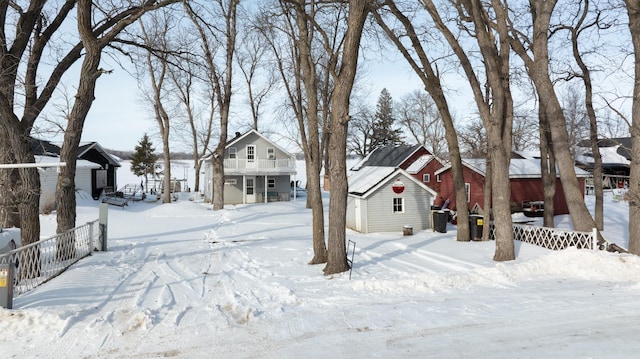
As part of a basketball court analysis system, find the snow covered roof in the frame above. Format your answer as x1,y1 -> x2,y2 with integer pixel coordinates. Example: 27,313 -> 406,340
35,155 -> 100,169
435,158 -> 591,178
348,166 -> 396,195
348,166 -> 437,198
575,145 -> 630,167
405,154 -> 434,174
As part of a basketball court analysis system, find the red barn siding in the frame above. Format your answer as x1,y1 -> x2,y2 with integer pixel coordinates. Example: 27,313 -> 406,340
435,166 -> 586,215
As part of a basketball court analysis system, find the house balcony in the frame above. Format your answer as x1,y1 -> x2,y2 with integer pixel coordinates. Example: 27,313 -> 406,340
223,158 -> 296,174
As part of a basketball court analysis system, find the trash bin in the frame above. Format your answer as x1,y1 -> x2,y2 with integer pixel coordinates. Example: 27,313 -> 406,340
469,214 -> 484,241
403,225 -> 413,236
432,210 -> 448,233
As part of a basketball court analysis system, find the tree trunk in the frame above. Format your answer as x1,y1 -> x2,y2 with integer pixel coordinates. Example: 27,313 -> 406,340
539,102 -> 556,228
519,0 -> 597,233
212,148 -> 225,210
0,126 -> 20,228
294,3 -> 327,265
323,0 -> 372,276
161,131 -> 172,203
482,153 -> 492,241
625,0 -> 640,255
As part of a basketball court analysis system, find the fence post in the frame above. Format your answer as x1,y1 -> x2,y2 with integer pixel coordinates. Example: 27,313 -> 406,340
99,203 -> 108,251
592,228 -> 598,250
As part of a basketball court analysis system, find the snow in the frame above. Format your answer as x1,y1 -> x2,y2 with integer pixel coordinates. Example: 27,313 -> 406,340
1,161 -> 639,358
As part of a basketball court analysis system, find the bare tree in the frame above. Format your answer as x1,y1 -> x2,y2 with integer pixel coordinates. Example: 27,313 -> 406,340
458,118 -> 487,159
348,106 -> 375,157
623,0 -> 640,255
554,0 -> 611,231
508,0 -> 599,234
56,1 -> 182,234
236,24 -> 278,131
397,90 -> 448,158
138,12 -> 174,204
512,104 -> 540,151
561,84 -> 590,158
184,0 -> 239,211
323,0 -> 374,275
168,58 -> 215,194
372,0 -> 471,243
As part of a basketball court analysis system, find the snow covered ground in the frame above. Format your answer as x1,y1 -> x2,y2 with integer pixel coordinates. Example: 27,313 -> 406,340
1,162 -> 640,358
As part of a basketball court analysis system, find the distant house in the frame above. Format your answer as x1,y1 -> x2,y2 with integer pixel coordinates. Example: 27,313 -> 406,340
574,138 -> 630,189
346,166 -> 436,233
29,138 -> 121,211
351,144 -> 444,192
434,158 -> 590,215
202,129 -> 296,205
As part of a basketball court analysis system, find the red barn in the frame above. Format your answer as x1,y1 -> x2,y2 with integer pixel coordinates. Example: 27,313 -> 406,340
433,158 -> 590,215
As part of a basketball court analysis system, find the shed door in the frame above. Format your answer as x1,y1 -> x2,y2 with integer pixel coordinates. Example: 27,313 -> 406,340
355,199 -> 362,232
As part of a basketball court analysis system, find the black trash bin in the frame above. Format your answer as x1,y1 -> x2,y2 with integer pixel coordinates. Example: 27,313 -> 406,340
433,210 -> 448,233
469,214 -> 484,241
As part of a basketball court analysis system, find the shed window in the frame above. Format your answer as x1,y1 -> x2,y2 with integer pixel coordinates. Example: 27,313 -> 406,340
393,198 -> 404,213
423,174 -> 430,183
436,174 -> 442,182
465,183 -> 470,203
229,147 -> 237,159
268,178 -> 275,188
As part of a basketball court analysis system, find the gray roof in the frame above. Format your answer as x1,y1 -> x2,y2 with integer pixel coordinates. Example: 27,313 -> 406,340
351,144 -> 421,170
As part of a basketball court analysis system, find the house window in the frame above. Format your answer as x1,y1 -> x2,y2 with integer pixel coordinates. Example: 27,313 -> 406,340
229,147 -> 237,159
423,174 -> 430,183
393,198 -> 404,213
225,179 -> 237,185
436,174 -> 442,182
268,178 -> 275,188
267,147 -> 276,160
465,183 -> 470,203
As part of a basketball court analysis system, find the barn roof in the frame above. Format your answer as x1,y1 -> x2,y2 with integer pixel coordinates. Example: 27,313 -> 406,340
434,158 -> 591,178
405,154 -> 437,174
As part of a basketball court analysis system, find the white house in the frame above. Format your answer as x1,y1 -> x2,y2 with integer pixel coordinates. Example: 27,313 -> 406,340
29,138 -> 121,212
202,130 -> 296,205
346,166 -> 437,234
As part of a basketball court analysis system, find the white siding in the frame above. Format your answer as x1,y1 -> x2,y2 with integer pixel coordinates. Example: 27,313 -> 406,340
75,168 -> 93,192
39,168 -> 58,213
365,174 -> 431,233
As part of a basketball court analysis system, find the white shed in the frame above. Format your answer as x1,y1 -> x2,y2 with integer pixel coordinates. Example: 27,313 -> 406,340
346,166 -> 436,234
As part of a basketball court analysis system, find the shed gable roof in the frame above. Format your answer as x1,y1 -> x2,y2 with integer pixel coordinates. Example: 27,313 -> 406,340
348,166 -> 437,198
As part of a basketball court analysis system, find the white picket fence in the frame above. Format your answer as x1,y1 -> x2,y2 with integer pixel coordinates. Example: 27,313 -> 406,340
490,224 -> 598,250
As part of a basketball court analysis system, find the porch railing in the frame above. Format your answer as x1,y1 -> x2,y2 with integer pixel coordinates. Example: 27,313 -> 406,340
223,158 -> 295,173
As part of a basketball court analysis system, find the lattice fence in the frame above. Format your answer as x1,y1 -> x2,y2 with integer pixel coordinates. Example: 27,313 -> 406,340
0,219 -> 103,296
490,223 -> 597,250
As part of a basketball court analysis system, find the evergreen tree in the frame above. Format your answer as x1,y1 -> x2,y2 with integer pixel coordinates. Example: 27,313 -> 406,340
130,134 -> 158,193
369,88 -> 404,151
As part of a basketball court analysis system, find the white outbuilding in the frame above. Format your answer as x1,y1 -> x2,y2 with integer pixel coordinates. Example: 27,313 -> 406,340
346,166 -> 437,234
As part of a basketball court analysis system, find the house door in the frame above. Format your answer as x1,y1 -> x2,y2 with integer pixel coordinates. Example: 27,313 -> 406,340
246,176 -> 256,203
246,145 -> 256,168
